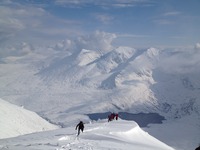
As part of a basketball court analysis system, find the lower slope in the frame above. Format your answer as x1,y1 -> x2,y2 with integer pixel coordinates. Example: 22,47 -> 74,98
0,98 -> 58,139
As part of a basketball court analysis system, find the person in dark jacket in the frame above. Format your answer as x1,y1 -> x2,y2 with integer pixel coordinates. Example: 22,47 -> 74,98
115,113 -> 118,120
75,121 -> 84,136
195,146 -> 200,150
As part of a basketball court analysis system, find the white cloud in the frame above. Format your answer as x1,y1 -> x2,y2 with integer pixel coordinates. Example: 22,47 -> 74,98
0,1 -> 117,57
111,3 -> 135,8
118,33 -> 153,38
153,11 -> 182,26
163,11 -> 181,16
44,31 -> 116,55
159,46 -> 200,74
54,0 -> 154,8
54,0 -> 92,7
0,5 -> 47,43
0,6 -> 25,41
0,42 -> 34,58
0,2 -> 84,47
194,43 -> 200,50
75,31 -> 117,52
95,14 -> 114,24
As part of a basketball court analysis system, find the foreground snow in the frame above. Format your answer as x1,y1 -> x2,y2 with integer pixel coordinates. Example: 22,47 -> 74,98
0,98 -> 58,139
0,119 -> 175,150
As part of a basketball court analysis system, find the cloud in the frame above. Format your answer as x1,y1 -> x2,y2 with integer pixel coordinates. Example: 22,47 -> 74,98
163,11 -> 181,17
0,6 -> 25,41
118,33 -> 153,38
159,45 -> 200,74
51,31 -> 116,53
94,14 -> 114,24
75,31 -> 117,52
0,42 -> 34,58
0,1 -> 117,57
153,11 -> 182,26
0,5 -> 48,43
0,1 -> 84,46
111,0 -> 136,8
54,0 -> 154,8
54,0 -> 93,7
194,43 -> 200,50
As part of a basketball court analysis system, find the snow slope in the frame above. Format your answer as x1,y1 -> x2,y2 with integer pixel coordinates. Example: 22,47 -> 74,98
0,119 -> 175,150
0,98 -> 58,139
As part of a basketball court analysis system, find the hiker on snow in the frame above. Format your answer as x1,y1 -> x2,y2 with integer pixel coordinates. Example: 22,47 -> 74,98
115,113 -> 118,120
195,146 -> 200,150
75,121 -> 84,136
108,113 -> 119,122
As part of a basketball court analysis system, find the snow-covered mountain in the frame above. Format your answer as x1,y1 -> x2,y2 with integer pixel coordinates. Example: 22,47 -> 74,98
0,98 -> 58,139
0,41 -> 200,149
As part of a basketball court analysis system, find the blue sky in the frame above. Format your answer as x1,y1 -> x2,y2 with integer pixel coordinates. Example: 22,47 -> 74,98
0,0 -> 200,48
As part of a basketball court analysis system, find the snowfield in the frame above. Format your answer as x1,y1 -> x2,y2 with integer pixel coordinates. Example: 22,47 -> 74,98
0,98 -> 58,139
0,118 -> 175,150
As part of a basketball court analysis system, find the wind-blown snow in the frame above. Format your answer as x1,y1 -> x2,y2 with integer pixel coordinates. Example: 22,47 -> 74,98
0,98 -> 58,139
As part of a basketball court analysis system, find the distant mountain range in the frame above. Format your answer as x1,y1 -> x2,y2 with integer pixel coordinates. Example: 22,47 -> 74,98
1,44 -> 199,122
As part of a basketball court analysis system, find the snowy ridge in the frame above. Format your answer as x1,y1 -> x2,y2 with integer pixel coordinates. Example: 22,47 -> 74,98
0,120 -> 175,150
0,98 -> 58,139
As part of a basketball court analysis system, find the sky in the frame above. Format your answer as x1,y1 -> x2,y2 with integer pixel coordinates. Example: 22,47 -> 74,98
0,0 -> 200,48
